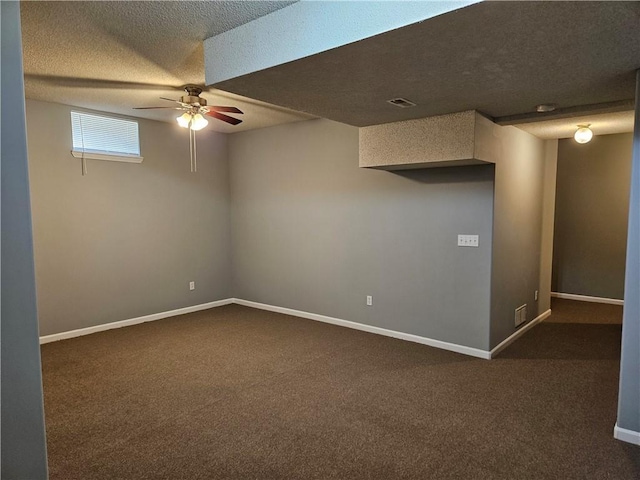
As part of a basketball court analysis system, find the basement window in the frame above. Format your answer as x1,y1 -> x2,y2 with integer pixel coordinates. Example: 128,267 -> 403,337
70,111 -> 143,163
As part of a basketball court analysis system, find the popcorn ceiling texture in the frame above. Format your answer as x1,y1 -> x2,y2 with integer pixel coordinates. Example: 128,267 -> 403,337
21,1 -> 296,84
359,110 -> 493,169
19,1 -> 639,136
203,1 -> 474,85
19,1 -> 312,133
211,1 -> 639,128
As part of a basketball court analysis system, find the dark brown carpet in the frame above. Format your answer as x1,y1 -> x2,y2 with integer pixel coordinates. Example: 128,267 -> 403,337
41,303 -> 639,479
547,297 -> 623,324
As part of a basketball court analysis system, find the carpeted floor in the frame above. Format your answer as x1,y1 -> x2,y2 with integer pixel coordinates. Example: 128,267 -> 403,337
40,301 -> 639,479
546,297 -> 624,324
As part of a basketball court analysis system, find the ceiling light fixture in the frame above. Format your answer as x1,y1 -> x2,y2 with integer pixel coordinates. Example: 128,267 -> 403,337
175,111 -> 209,172
176,112 -> 192,128
574,124 -> 593,144
536,104 -> 556,113
137,86 -> 243,173
190,113 -> 209,131
176,112 -> 208,131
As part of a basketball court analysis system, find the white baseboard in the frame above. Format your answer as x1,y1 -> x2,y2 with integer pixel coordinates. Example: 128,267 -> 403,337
490,309 -> 551,358
39,298 -> 234,344
551,292 -> 623,306
40,298 -> 549,361
614,424 -> 640,446
232,298 -> 492,359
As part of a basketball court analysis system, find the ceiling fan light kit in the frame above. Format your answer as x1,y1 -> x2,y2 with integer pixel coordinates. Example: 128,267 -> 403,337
176,112 -> 208,131
176,112 -> 191,128
134,85 -> 244,172
190,113 -> 209,131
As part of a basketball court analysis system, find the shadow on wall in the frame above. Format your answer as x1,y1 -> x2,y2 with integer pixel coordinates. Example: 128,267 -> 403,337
391,163 -> 495,185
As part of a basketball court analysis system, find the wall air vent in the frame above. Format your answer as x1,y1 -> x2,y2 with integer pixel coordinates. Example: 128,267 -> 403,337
515,304 -> 528,328
387,98 -> 417,108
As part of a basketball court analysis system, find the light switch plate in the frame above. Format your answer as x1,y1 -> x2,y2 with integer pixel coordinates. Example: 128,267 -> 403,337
457,234 -> 479,247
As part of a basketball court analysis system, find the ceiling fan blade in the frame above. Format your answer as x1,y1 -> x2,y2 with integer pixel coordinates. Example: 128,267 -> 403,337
205,110 -> 243,126
159,97 -> 181,103
133,106 -> 181,110
209,106 -> 244,114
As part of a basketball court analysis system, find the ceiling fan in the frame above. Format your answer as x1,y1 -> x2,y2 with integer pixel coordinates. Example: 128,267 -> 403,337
24,75 -> 246,172
134,84 -> 244,127
134,85 -> 244,172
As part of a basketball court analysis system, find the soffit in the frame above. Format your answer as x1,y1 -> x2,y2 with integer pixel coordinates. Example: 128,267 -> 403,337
210,1 -> 640,127
517,111 -> 635,140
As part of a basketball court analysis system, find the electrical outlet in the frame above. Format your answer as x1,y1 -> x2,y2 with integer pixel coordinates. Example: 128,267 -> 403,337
535,290 -> 539,301
366,295 -> 373,306
189,281 -> 195,291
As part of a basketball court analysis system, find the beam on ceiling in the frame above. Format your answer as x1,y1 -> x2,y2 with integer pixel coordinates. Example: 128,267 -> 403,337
495,99 -> 635,126
203,0 -> 479,85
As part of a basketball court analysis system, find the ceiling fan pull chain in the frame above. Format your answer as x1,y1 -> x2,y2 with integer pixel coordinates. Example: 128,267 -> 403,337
193,130 -> 197,173
189,126 -> 194,173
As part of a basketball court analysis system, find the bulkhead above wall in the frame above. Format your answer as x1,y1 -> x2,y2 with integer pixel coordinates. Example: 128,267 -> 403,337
359,110 -> 501,170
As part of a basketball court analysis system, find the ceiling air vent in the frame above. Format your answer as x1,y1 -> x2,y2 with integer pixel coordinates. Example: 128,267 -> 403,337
387,98 -> 417,108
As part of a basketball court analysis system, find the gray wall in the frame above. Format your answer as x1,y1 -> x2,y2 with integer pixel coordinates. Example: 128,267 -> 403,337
26,100 -> 232,336
27,103 -> 552,354
552,133 -> 633,299
617,71 -> 640,435
229,119 -> 495,350
489,126 -> 547,348
1,2 -> 49,478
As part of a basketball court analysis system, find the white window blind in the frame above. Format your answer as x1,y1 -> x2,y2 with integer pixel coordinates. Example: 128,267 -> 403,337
71,111 -> 142,163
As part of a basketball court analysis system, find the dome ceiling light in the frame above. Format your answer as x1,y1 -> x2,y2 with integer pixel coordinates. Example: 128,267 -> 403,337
574,124 -> 593,144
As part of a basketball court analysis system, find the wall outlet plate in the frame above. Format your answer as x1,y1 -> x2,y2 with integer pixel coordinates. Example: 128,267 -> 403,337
457,234 -> 479,247
189,281 -> 195,291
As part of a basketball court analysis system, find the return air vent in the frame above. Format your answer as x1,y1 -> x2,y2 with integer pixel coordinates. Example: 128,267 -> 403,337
515,304 -> 527,328
387,97 -> 416,108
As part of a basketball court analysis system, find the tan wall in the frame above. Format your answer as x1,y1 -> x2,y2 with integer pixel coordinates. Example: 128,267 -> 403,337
552,133 -> 633,299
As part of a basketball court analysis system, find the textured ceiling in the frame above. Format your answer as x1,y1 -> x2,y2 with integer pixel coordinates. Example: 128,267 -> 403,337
20,1 -> 314,133
21,1 -> 640,134
211,1 -> 640,127
516,111 -> 635,140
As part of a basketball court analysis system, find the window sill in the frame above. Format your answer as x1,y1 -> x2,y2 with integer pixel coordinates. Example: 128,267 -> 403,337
71,150 -> 143,164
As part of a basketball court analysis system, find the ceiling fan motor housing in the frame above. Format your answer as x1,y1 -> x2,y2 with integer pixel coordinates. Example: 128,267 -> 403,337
180,95 -> 207,107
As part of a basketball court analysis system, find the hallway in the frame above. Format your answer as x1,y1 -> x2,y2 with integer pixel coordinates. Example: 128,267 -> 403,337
546,298 -> 623,325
